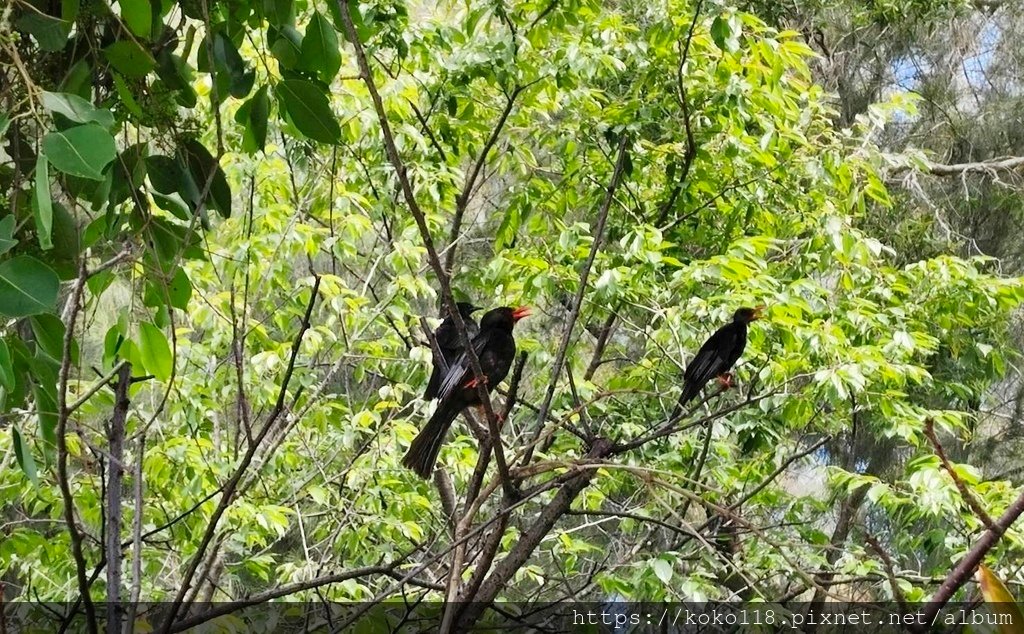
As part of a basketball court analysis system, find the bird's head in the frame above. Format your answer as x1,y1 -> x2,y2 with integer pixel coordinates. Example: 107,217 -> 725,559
456,301 -> 482,317
481,306 -> 531,330
733,305 -> 765,324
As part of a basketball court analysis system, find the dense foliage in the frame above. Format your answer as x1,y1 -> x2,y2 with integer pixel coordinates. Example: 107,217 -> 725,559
2,0 -> 1024,628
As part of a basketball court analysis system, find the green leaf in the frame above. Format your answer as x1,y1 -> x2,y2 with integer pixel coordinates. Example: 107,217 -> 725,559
167,267 -> 192,310
12,427 -> 39,487
276,80 -> 341,144
15,13 -> 71,52
40,91 -> 115,128
104,40 -> 157,77
209,32 -> 255,98
42,124 -> 117,181
138,321 -> 172,381
269,26 -> 302,69
177,139 -> 232,218
62,0 -> 80,21
33,154 -> 53,251
30,314 -> 75,363
651,559 -> 673,584
60,59 -> 92,99
0,113 -> 9,136
112,72 -> 145,118
263,0 -> 294,26
0,256 -> 60,317
119,0 -> 152,38
236,85 -> 270,154
710,14 -> 740,53
0,340 -> 14,390
300,12 -> 342,83
0,216 -> 16,256
32,379 -> 58,452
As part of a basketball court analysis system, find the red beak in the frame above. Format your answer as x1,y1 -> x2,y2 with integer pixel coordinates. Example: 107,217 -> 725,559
512,306 -> 531,322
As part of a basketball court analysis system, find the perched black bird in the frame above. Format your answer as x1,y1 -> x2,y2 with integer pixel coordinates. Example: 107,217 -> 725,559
423,301 -> 481,401
403,306 -> 530,478
678,306 -> 763,406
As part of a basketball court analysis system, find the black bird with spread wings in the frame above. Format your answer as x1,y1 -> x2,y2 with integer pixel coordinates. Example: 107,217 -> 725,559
423,301 -> 481,401
678,306 -> 763,406
403,306 -> 530,478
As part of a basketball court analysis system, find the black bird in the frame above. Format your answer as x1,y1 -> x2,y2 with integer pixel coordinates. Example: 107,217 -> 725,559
678,306 -> 763,406
403,306 -> 530,478
423,301 -> 481,400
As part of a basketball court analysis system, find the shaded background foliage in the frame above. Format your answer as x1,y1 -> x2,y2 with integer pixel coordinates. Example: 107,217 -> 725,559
3,0 -> 1024,627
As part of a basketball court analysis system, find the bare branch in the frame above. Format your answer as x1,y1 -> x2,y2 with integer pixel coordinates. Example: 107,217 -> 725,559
56,260 -> 98,634
891,155 -> 1024,177
105,363 -> 131,634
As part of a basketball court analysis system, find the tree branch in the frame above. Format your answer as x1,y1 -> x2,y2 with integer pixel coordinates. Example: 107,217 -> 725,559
105,362 -> 131,634
914,488 -> 1024,631
444,86 -> 523,274
338,0 -> 516,499
158,277 -> 321,633
521,137 -> 630,466
55,261 -> 98,634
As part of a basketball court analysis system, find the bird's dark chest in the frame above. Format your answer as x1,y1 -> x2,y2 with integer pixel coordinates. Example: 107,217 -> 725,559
479,332 -> 516,383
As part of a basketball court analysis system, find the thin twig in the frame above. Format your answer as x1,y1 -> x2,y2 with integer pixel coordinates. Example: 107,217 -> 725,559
158,277 -> 321,633
55,261 -> 98,634
924,417 -> 995,530
521,137 -> 630,466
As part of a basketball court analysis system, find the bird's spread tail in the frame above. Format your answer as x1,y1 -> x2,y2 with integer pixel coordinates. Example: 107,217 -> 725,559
402,400 -> 460,478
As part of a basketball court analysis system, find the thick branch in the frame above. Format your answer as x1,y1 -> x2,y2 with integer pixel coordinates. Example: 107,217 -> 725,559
892,155 -> 1024,177
105,363 -> 132,634
914,488 -> 1024,630
456,439 -> 613,629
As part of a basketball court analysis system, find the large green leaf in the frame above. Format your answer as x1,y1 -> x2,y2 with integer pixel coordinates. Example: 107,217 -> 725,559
40,91 -> 115,128
177,140 -> 232,218
0,340 -> 14,390
32,377 -> 58,453
276,80 -> 341,144
33,155 -> 53,251
42,124 -> 117,181
119,0 -> 152,38
12,427 -> 39,487
138,321 -> 173,381
30,314 -> 76,363
209,32 -> 255,99
104,40 -> 157,77
236,85 -> 270,154
0,257 -> 60,317
0,216 -> 16,256
15,13 -> 70,52
269,26 -> 303,69
300,11 -> 342,84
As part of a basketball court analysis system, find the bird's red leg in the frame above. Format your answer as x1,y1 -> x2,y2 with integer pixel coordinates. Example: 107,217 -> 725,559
464,376 -> 490,389
717,373 -> 734,390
